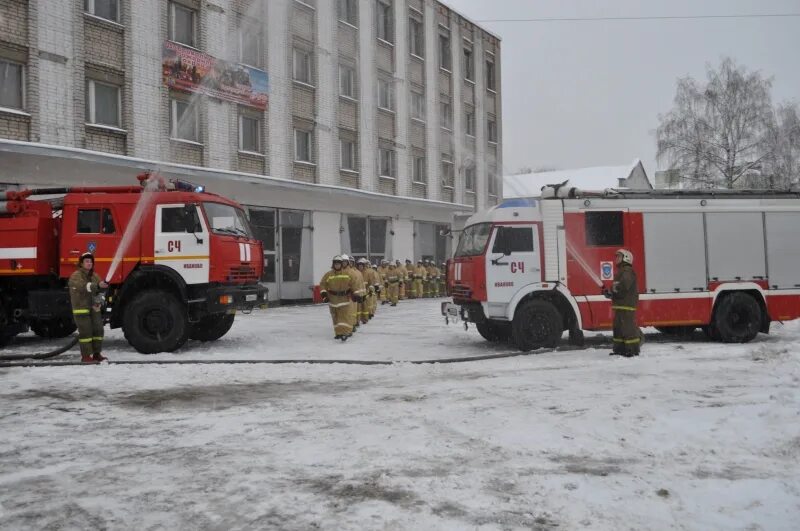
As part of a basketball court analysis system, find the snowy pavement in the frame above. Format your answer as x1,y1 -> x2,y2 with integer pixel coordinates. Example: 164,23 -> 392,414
1,299 -> 799,530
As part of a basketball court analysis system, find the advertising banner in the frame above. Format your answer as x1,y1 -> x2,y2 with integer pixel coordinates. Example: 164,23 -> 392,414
162,41 -> 269,110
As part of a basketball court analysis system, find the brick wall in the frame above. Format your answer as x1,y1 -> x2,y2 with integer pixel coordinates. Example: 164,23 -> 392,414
86,126 -> 126,154
0,0 -> 27,47
84,17 -> 124,69
0,111 -> 29,140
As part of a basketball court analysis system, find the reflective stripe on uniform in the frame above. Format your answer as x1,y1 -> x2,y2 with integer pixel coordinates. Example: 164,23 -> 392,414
92,337 -> 103,341
611,306 -> 637,311
73,309 -> 90,315
613,337 -> 640,344
328,301 -> 351,308
78,338 -> 93,343
327,275 -> 351,281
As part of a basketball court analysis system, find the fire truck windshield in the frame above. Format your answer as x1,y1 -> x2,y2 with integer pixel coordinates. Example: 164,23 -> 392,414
203,202 -> 254,238
455,223 -> 492,257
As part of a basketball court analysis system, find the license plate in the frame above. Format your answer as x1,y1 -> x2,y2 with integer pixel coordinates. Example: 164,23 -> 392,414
245,294 -> 257,302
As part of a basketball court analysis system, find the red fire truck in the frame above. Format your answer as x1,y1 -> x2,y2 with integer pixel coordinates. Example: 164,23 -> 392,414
0,174 -> 267,353
444,186 -> 800,351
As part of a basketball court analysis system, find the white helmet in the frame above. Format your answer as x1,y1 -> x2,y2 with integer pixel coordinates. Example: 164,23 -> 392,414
340,253 -> 350,262
616,249 -> 633,265
332,255 -> 344,263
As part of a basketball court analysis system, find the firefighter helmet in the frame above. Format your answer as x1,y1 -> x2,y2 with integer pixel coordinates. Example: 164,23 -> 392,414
340,253 -> 350,262
79,252 -> 95,265
616,249 -> 633,265
357,258 -> 368,266
332,255 -> 344,263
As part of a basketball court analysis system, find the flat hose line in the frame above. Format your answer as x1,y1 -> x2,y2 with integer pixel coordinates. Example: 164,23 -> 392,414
0,335 -> 80,362
0,348 -> 569,368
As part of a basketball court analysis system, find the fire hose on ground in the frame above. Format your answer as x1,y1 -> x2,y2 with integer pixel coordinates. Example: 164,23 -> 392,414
0,335 -> 80,362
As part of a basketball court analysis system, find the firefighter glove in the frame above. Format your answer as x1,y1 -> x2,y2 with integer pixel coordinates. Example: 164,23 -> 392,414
321,292 -> 329,303
602,288 -> 612,299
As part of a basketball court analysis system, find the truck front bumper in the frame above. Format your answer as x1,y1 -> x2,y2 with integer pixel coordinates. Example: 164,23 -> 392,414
205,283 -> 269,314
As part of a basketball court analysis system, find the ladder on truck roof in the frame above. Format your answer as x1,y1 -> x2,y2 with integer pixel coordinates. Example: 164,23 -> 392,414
541,186 -> 800,200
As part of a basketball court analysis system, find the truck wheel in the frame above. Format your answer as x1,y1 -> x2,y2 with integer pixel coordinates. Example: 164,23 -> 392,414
190,313 -> 235,342
475,320 -> 511,343
714,292 -> 761,343
30,318 -> 77,339
512,299 -> 562,352
123,290 -> 189,354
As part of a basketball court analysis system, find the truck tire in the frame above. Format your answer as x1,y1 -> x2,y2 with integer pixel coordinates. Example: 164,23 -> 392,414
123,290 -> 189,354
511,299 -> 562,352
30,317 -> 77,339
475,320 -> 512,343
190,313 -> 235,342
713,292 -> 761,343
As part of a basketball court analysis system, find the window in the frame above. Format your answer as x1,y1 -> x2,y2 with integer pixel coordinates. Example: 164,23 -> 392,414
413,154 -> 425,183
492,226 -> 534,254
438,29 -> 451,70
161,206 -> 202,233
585,211 -> 624,246
77,209 -> 115,234
239,115 -> 261,153
204,202 -> 253,237
0,59 -> 24,110
293,47 -> 312,85
465,166 -> 475,192
340,139 -> 356,171
346,216 -> 388,262
463,48 -> 474,81
411,90 -> 425,120
378,77 -> 394,111
294,128 -> 312,162
379,148 -> 395,177
465,109 -> 475,136
169,1 -> 196,47
488,118 -> 497,142
339,64 -> 355,98
486,56 -> 496,90
455,223 -> 491,257
170,98 -> 198,141
240,26 -> 262,67
441,154 -> 454,188
376,0 -> 393,43
440,101 -> 452,130
488,164 -> 498,195
85,80 -> 120,127
337,0 -> 357,26
85,0 -> 119,23
409,15 -> 424,57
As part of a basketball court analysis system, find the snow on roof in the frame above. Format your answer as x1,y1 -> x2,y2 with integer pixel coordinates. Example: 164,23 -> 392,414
503,159 -> 645,198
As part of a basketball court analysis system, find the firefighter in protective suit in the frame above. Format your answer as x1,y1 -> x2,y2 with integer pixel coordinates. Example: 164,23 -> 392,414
342,255 -> 365,331
412,260 -> 427,298
603,249 -> 640,357
365,261 -> 382,318
356,259 -> 372,324
384,262 -> 401,306
320,255 -> 358,341
377,260 -> 389,304
68,252 -> 109,362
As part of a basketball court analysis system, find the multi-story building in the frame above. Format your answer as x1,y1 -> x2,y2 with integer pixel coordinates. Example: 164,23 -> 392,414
0,0 -> 502,301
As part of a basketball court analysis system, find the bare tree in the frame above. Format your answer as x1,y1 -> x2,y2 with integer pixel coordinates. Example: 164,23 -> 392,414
761,102 -> 800,189
657,58 -> 775,189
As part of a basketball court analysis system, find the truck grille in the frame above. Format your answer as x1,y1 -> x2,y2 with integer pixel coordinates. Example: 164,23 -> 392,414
227,265 -> 258,283
451,283 -> 472,301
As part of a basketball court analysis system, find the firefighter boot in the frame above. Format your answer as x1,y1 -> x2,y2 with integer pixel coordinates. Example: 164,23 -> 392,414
81,354 -> 97,363
93,353 -> 108,362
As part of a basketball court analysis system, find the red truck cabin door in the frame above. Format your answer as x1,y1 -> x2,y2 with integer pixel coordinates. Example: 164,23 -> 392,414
60,204 -> 122,281
485,224 -> 541,311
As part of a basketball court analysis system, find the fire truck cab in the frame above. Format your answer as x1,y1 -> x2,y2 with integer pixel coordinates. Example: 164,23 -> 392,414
0,175 -> 268,353
445,187 -> 800,351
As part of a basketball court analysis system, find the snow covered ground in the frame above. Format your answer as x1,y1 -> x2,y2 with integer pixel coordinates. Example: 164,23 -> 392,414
1,299 -> 799,530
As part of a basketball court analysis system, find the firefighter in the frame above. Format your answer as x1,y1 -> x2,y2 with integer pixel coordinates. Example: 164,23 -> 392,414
356,258 -> 373,324
429,261 -> 442,298
319,255 -> 357,341
412,260 -> 427,298
365,261 -> 382,318
377,260 -> 389,304
603,249 -> 640,357
343,255 -> 365,330
440,262 -> 447,297
68,252 -> 109,362
396,259 -> 408,300
384,262 -> 401,306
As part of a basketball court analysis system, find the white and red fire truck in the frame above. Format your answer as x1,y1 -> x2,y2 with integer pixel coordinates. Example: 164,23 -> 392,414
0,173 -> 267,353
444,186 -> 800,351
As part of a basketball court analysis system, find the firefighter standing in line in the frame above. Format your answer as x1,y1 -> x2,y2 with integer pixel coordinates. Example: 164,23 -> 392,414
319,255 -> 357,341
345,255 -> 366,330
412,260 -> 427,298
356,259 -> 372,323
440,262 -> 447,297
365,261 -> 382,318
384,262 -> 401,306
603,249 -> 641,357
429,261 -> 441,298
396,259 -> 408,300
377,260 -> 389,304
68,252 -> 109,363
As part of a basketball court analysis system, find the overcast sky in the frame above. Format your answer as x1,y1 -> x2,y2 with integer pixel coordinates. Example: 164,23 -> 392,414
446,0 -> 800,178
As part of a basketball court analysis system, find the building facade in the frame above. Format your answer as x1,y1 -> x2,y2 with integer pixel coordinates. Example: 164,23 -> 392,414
0,0 -> 502,301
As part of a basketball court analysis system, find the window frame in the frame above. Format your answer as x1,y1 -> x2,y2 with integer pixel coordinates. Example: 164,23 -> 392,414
378,77 -> 395,111
337,0 -> 358,27
85,78 -> 121,128
440,100 -> 452,131
463,47 -> 474,82
0,58 -> 25,111
77,208 -> 116,234
465,109 -> 475,136
239,24 -> 262,69
170,98 -> 199,142
411,90 -> 425,121
492,226 -> 535,254
169,1 -> 197,48
292,47 -> 313,85
412,153 -> 426,183
441,153 -> 454,189
408,13 -> 424,58
487,118 -> 497,143
340,138 -> 356,171
584,211 -> 625,247
438,29 -> 452,71
294,128 -> 313,163
339,64 -> 356,99
379,147 -> 396,178
465,166 -> 476,192
488,164 -> 498,196
239,114 -> 261,154
376,0 -> 394,44
85,0 -> 120,23
486,54 -> 496,91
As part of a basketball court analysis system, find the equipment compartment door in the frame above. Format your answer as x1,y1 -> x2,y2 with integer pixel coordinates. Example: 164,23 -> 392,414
485,224 -> 541,317
154,203 -> 210,284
